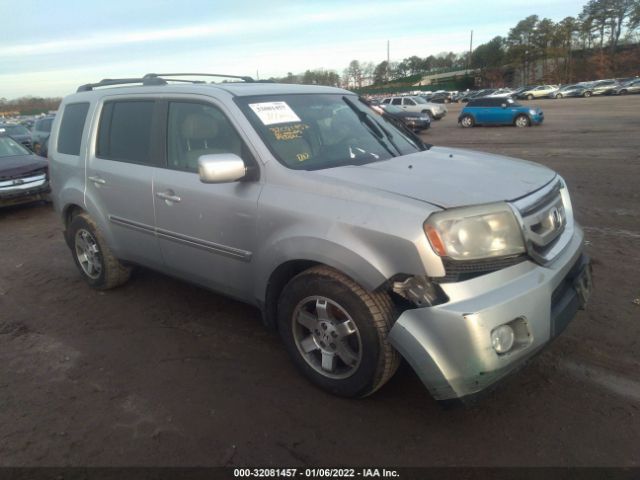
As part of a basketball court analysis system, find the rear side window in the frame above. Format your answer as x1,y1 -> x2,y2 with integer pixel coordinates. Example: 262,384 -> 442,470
97,101 -> 155,164
58,103 -> 89,155
391,98 -> 402,105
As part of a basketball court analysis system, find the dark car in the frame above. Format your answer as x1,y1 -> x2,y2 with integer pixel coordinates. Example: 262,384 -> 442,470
0,123 -> 33,151
0,133 -> 50,207
378,104 -> 431,132
426,92 -> 452,104
459,97 -> 543,128
31,116 -> 55,155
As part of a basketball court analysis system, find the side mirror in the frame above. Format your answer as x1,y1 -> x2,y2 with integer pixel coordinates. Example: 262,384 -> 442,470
198,153 -> 247,184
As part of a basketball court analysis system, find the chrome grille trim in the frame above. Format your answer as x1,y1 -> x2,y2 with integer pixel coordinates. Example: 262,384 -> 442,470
510,177 -> 574,265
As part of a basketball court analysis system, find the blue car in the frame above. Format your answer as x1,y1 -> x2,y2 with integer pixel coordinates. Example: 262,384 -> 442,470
458,97 -> 544,128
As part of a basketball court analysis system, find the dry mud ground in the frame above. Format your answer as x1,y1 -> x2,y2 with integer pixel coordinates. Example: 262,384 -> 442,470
0,95 -> 639,467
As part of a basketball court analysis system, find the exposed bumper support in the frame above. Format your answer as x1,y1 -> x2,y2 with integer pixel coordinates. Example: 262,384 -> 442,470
389,226 -> 588,401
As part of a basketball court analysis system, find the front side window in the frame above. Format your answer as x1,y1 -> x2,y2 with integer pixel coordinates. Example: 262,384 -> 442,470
167,101 -> 245,173
96,101 -> 154,164
58,102 -> 90,156
403,98 -> 416,106
235,94 -> 424,171
391,98 -> 402,105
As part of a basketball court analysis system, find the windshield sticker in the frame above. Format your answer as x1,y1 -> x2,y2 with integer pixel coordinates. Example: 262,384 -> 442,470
249,102 -> 301,125
269,124 -> 309,141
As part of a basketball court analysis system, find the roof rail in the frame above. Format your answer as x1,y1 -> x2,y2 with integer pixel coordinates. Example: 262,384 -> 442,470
77,72 -> 254,92
144,73 -> 255,82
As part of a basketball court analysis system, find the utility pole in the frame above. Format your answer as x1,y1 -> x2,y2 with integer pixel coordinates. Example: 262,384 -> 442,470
256,69 -> 259,81
386,40 -> 390,82
468,30 -> 473,71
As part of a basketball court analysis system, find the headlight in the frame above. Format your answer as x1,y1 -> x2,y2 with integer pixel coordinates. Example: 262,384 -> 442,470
424,203 -> 525,260
529,109 -> 537,115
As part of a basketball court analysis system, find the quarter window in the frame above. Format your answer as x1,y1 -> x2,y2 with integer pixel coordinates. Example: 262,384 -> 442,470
58,103 -> 89,156
96,101 -> 155,165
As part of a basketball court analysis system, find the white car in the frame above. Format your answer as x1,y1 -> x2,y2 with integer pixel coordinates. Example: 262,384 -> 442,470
380,96 -> 447,120
518,85 -> 559,100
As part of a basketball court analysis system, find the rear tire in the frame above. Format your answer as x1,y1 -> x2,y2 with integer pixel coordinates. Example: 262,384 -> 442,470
583,91 -> 592,97
527,94 -> 534,100
277,266 -> 400,398
619,89 -> 628,95
67,213 -> 131,290
556,93 -> 563,99
460,115 -> 474,128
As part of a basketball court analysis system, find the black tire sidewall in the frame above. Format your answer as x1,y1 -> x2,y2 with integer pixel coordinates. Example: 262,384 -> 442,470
67,215 -> 108,288
277,273 -> 384,397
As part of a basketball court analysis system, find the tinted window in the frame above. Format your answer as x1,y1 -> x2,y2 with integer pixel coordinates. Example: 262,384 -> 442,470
167,101 -> 245,173
36,118 -> 53,132
97,101 -> 154,164
58,103 -> 89,156
381,99 -> 390,104
391,98 -> 402,105
403,98 -> 416,106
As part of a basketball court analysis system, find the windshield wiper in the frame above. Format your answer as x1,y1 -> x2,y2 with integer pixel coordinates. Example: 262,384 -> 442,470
342,96 -> 397,158
382,113 -> 431,151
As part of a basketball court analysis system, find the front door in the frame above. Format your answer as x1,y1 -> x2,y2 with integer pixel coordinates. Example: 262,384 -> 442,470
153,100 -> 262,300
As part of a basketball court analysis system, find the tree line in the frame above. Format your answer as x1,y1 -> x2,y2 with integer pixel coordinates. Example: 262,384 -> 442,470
272,0 -> 640,89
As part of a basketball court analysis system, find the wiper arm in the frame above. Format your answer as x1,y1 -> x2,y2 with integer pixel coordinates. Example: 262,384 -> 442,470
342,96 -> 396,158
381,112 -> 431,151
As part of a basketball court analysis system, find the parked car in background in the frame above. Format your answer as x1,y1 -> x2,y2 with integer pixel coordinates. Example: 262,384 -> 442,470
425,92 -> 452,104
378,104 -> 431,132
550,84 -> 584,98
0,123 -> 33,150
380,95 -> 447,120
458,97 -> 543,128
31,116 -> 55,155
614,78 -> 640,95
518,85 -> 558,100
590,79 -> 619,96
0,133 -> 50,207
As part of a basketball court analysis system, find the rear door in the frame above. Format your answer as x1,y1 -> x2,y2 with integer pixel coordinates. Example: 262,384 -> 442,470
85,98 -> 163,268
152,99 -> 262,300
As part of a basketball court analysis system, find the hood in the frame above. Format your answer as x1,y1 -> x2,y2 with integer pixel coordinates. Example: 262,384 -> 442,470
312,146 -> 556,209
0,154 -> 48,180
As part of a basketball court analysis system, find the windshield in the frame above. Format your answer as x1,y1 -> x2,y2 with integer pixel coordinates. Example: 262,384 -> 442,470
2,125 -> 30,136
236,94 -> 424,170
0,136 -> 31,158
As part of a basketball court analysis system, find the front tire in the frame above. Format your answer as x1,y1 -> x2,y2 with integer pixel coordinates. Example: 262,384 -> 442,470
556,93 -> 563,99
583,91 -> 592,97
460,115 -> 475,128
514,114 -> 530,128
527,94 -> 534,100
67,213 -> 131,290
619,89 -> 628,95
277,266 -> 400,398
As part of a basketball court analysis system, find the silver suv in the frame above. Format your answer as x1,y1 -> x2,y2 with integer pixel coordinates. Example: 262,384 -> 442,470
49,73 -> 591,404
380,96 -> 447,120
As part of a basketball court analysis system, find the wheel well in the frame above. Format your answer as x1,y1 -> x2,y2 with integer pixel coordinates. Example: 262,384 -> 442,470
263,260 -> 320,330
63,204 -> 84,229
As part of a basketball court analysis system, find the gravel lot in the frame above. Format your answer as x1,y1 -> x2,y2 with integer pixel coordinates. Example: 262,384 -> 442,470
1,95 -> 639,467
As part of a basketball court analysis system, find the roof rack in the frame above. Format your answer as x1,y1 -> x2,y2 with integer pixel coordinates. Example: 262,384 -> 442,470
77,72 -> 255,92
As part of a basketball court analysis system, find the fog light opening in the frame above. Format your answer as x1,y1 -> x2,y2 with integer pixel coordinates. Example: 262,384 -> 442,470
491,325 -> 515,354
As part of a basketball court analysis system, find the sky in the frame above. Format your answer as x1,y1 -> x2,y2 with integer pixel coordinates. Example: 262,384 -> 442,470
0,0 -> 586,99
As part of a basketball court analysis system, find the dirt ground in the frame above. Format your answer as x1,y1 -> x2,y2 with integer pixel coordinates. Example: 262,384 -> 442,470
1,95 -> 639,467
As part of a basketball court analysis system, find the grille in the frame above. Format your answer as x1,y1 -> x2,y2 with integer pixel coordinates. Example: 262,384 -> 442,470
439,255 -> 527,283
514,179 -> 572,264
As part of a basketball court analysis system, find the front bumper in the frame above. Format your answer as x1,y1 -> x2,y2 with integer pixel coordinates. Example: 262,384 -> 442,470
389,226 -> 588,401
0,175 -> 50,207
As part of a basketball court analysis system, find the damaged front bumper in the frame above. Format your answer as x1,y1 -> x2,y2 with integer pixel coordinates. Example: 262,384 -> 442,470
389,225 -> 590,403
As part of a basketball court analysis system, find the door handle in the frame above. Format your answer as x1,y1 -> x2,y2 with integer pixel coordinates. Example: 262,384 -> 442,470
156,191 -> 181,203
88,176 -> 106,185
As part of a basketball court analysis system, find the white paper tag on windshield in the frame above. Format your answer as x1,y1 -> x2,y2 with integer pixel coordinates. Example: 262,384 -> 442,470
249,101 -> 301,125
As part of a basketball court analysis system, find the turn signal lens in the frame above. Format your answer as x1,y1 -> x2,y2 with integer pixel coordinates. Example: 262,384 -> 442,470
424,224 -> 447,257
